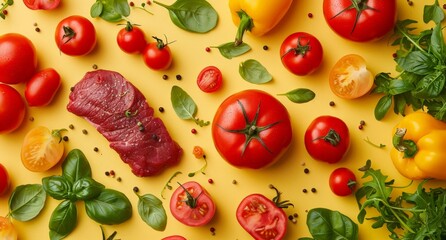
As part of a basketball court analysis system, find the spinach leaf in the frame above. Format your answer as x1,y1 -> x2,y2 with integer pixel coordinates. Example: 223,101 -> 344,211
154,0 -> 218,33
300,208 -> 359,240
62,149 -> 92,185
239,59 -> 272,84
8,184 -> 46,221
49,200 -> 77,240
170,85 -> 210,126
90,0 -> 130,22
42,176 -> 71,200
136,193 -> 167,231
72,177 -> 105,201
85,189 -> 132,225
278,88 -> 315,103
212,42 -> 251,59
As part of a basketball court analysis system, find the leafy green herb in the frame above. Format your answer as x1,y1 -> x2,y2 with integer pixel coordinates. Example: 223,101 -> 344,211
278,88 -> 315,103
0,0 -> 13,19
8,184 -> 46,221
363,137 -> 386,149
211,42 -> 251,59
188,157 -> 207,177
356,159 -> 446,239
49,200 -> 77,240
161,171 -> 182,199
239,59 -> 272,84
372,0 -> 446,121
153,0 -> 218,33
135,192 -> 167,231
100,226 -> 119,240
90,0 -> 130,22
85,189 -> 133,225
170,85 -> 210,127
299,208 -> 359,240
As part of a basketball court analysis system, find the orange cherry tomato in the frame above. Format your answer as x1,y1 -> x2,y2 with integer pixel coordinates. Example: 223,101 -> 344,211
329,54 -> 373,99
21,126 -> 65,172
0,217 -> 17,240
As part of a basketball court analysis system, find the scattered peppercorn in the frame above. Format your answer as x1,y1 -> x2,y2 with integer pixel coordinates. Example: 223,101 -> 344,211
360,120 -> 366,126
232,179 -> 238,185
162,74 -> 168,80
35,27 -> 40,32
302,188 -> 308,193
176,74 -> 182,80
191,128 -> 197,134
288,215 -> 294,220
304,168 -> 310,174
117,177 -> 122,182
68,124 -> 74,130
329,101 -> 335,107
70,86 -> 75,92
158,107 -> 164,113
92,64 -> 98,69
443,4 -> 446,9
262,45 -> 269,50
205,47 -> 211,52
2,10 -> 7,16
29,116 -> 34,122
63,136 -> 69,142
105,171 -> 110,176
110,170 -> 115,177
208,178 -> 214,184
308,13 -> 313,18
133,186 -> 139,193
358,124 -> 364,130
311,188 -> 317,193
293,213 -> 298,218
392,52 -> 398,58
210,227 -> 216,235
82,129 -> 88,135
146,0 -> 152,5
93,147 -> 99,152
129,1 -> 135,6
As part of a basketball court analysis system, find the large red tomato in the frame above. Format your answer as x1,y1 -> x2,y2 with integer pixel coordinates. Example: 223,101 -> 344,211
323,0 -> 397,42
0,84 -> 26,134
212,90 -> 292,169
55,15 -> 97,56
236,194 -> 287,240
0,33 -> 37,84
169,181 -> 216,227
304,115 -> 350,163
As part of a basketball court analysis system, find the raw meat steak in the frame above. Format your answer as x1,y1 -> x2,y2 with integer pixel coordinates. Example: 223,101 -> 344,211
67,70 -> 182,177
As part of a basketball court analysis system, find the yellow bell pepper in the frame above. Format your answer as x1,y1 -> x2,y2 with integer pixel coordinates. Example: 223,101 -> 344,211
228,0 -> 293,45
391,111 -> 446,180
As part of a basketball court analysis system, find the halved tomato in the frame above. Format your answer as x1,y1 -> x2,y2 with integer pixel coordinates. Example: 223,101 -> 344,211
0,217 -> 17,240
21,126 -> 65,172
162,236 -> 187,240
23,0 -> 61,10
329,54 -> 373,99
196,66 -> 223,93
169,181 -> 215,227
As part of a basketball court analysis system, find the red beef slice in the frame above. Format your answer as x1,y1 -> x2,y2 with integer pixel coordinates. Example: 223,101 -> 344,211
67,70 -> 182,176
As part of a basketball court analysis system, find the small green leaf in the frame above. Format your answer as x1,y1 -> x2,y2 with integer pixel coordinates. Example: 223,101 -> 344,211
137,193 -> 167,231
303,208 -> 359,240
42,176 -> 71,200
170,85 -> 197,120
114,0 -> 130,17
90,1 -> 104,18
278,88 -> 315,103
239,59 -> 272,84
212,42 -> 251,59
85,189 -> 133,225
62,149 -> 92,185
423,0 -> 444,24
49,200 -> 77,239
8,184 -> 47,221
374,95 -> 392,120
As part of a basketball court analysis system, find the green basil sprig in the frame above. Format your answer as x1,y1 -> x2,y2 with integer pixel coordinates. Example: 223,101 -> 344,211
8,184 -> 46,221
171,85 -> 210,127
239,59 -> 272,84
278,88 -> 315,103
136,192 -> 167,231
90,0 -> 130,22
85,189 -> 132,225
49,200 -> 77,240
154,0 -> 218,33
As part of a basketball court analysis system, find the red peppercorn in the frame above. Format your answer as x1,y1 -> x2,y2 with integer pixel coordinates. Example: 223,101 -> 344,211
2,10 -> 8,15
129,1 -> 135,6
191,128 -> 197,134
208,178 -> 214,184
308,13 -> 313,18
358,125 -> 364,130
205,47 -> 211,52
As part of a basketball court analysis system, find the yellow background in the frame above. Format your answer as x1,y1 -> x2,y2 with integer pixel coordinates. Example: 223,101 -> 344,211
0,0 -> 442,239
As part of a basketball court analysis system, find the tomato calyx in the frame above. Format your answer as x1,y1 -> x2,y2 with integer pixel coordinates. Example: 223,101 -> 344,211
61,25 -> 76,45
52,128 -> 67,143
330,0 -> 378,34
152,35 -> 175,50
178,182 -> 203,209
281,37 -> 311,58
218,100 -> 280,156
392,128 -> 418,158
314,128 -> 341,146
269,184 -> 294,209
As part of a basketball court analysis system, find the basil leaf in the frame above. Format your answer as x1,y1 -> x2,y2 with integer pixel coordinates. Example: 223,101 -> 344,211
304,208 -> 359,240
387,79 -> 414,95
8,184 -> 46,221
430,24 -> 446,60
423,0 -> 444,24
374,95 -> 392,120
213,42 -> 251,59
412,70 -> 445,99
171,85 -> 197,120
85,189 -> 132,225
278,88 -> 315,103
239,59 -> 272,84
114,0 -> 130,17
62,149 -> 92,185
42,176 -> 72,200
91,0 -> 127,22
137,193 -> 167,231
90,1 -> 104,18
49,200 -> 77,239
154,0 -> 218,33
72,177 -> 105,201
396,51 -> 437,75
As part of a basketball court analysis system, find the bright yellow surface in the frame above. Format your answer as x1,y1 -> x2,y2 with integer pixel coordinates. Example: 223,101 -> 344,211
0,1 -> 441,239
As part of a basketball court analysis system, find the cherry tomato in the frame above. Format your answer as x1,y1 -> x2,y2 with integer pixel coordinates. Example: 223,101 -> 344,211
196,66 -> 223,93
21,126 -> 65,172
329,167 -> 357,196
0,33 -> 37,84
0,217 -> 17,240
0,84 -> 26,134
55,15 -> 97,56
161,236 -> 187,240
117,21 -> 147,54
169,181 -> 215,227
236,194 -> 287,240
212,89 -> 292,169
323,0 -> 397,42
280,32 -> 323,76
142,36 -> 172,70
304,115 -> 350,164
0,163 -> 10,196
25,68 -> 61,107
23,0 -> 61,10
329,54 -> 373,99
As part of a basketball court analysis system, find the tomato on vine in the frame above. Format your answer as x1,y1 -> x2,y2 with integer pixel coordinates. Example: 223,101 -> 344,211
116,21 -> 147,54
142,36 -> 173,70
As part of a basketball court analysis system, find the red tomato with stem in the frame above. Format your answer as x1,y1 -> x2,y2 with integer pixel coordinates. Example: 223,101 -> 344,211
0,84 -> 26,134
169,181 -> 215,227
304,115 -> 350,163
142,36 -> 173,70
323,0 -> 397,42
212,89 -> 292,169
0,163 -> 10,196
162,236 -> 187,240
25,68 -> 61,107
329,167 -> 357,196
0,33 -> 37,84
236,188 -> 291,240
55,15 -> 97,56
117,21 -> 147,54
196,66 -> 223,93
23,0 -> 61,10
280,32 -> 323,76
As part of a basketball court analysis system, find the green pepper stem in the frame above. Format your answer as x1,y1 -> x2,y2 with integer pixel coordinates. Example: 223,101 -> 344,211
234,10 -> 253,46
392,128 -> 418,158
